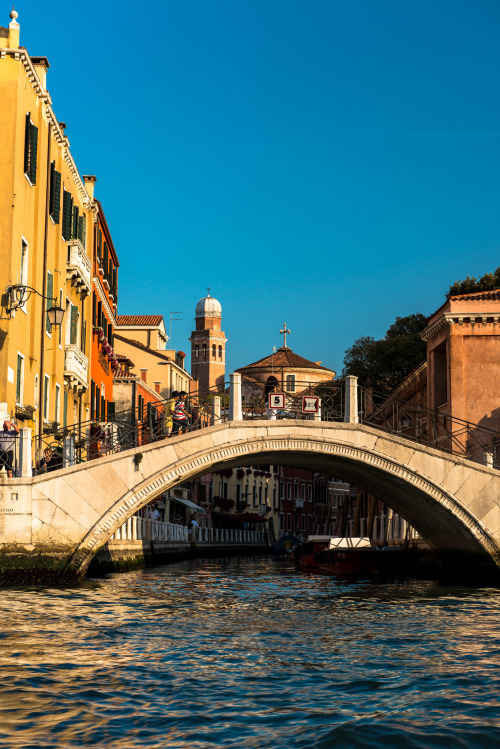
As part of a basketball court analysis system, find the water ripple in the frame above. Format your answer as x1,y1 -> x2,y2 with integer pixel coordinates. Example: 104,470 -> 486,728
0,559 -> 499,748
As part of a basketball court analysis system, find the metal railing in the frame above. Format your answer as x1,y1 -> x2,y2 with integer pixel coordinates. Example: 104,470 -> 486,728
359,386 -> 500,468
4,374 -> 499,477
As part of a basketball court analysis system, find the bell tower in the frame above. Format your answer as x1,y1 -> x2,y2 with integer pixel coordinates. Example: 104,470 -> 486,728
189,291 -> 226,396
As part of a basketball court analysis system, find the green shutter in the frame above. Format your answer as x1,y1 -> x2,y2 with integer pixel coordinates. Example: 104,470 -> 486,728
30,123 -> 38,185
50,167 -> 61,224
108,401 -> 115,421
81,319 -> 86,355
72,206 -> 79,240
92,292 -> 97,326
62,191 -> 73,240
70,304 -> 78,345
46,271 -> 53,333
24,114 -> 31,174
16,354 -> 22,403
90,380 -> 95,420
63,391 -> 68,427
78,215 -> 86,247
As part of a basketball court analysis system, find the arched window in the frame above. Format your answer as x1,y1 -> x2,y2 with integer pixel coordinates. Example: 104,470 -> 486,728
203,344 -> 207,358
218,345 -> 222,359
195,345 -> 199,358
212,343 -> 216,358
286,374 -> 295,392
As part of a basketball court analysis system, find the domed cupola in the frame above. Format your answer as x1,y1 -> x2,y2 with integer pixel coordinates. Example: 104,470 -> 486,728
195,292 -> 222,319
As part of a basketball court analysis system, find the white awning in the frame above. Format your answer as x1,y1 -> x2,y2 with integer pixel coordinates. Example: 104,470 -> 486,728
170,496 -> 204,512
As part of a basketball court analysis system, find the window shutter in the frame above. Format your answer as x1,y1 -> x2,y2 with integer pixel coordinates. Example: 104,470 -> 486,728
90,380 -> 95,420
46,271 -> 53,333
62,191 -> 73,240
24,113 -> 31,174
49,162 -> 56,214
108,401 -> 115,420
70,304 -> 78,345
72,206 -> 79,240
96,386 -> 100,421
30,123 -> 38,185
92,293 -> 97,327
78,215 -> 86,246
81,319 -> 87,355
101,396 -> 106,420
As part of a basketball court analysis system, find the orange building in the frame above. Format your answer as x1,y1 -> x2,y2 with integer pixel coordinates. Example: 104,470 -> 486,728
87,192 -> 119,422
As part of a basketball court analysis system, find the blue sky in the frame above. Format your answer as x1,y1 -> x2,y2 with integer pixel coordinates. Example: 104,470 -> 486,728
16,0 -> 500,376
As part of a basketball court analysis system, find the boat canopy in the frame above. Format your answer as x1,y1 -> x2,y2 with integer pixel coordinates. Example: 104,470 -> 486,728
328,537 -> 371,549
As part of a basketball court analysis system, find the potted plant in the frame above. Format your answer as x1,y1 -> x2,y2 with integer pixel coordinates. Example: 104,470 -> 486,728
15,404 -> 36,421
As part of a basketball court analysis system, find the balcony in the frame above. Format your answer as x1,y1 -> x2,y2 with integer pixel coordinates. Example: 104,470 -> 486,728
66,240 -> 92,296
294,498 -> 304,510
64,345 -> 89,392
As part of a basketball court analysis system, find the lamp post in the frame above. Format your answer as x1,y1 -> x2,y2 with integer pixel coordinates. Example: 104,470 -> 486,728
6,284 -> 65,325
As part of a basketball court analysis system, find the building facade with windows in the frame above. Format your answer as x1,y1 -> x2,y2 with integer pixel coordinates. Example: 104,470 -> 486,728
0,11 -> 93,443
114,315 -> 192,399
88,194 -> 119,422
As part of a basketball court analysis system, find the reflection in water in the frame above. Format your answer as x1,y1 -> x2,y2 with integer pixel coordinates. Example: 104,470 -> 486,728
0,559 -> 499,748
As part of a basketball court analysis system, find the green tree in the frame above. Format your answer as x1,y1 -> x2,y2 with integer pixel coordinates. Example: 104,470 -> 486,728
342,313 -> 427,394
447,267 -> 500,298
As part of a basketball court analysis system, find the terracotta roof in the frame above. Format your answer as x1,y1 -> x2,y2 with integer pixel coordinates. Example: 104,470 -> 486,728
449,289 -> 500,301
116,315 -> 164,326
114,334 -> 173,362
238,347 -> 335,373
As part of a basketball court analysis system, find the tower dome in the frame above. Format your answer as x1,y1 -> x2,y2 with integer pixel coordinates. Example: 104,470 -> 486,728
195,292 -> 221,319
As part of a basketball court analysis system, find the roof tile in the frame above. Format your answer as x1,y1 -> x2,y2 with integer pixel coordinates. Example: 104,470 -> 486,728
116,315 -> 164,326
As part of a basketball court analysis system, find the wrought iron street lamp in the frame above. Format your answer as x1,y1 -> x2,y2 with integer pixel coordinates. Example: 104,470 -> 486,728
6,284 -> 65,326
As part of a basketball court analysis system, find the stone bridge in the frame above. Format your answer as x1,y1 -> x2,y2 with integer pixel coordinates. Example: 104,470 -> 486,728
2,420 -> 500,581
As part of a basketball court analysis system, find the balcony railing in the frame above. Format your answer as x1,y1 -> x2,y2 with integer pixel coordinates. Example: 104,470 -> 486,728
64,344 -> 89,390
67,240 -> 92,296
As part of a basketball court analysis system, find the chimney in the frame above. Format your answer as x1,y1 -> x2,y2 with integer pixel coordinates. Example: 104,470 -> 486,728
31,56 -> 50,90
154,381 -> 161,394
83,175 -> 97,201
140,369 -> 148,383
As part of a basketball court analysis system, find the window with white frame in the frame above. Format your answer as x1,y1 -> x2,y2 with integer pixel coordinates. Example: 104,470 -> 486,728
286,374 -> 295,392
20,239 -> 28,309
16,353 -> 25,405
34,374 -> 39,409
43,374 -> 50,422
55,384 -> 61,425
287,482 -> 292,499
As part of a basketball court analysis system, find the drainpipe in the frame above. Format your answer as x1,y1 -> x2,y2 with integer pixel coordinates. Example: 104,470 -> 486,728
38,124 -> 52,459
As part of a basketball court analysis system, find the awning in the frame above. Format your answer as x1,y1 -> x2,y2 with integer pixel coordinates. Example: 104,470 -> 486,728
170,496 -> 204,512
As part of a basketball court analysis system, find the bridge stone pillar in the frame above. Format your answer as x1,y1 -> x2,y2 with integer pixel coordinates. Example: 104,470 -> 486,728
344,375 -> 359,423
229,373 -> 242,421
211,396 -> 221,425
18,427 -> 32,477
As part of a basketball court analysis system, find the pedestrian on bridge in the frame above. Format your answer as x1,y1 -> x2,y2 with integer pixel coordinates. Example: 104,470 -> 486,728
171,392 -> 190,436
0,420 -> 20,478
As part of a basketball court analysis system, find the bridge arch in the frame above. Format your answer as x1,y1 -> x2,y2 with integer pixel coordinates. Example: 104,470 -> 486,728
63,422 -> 500,578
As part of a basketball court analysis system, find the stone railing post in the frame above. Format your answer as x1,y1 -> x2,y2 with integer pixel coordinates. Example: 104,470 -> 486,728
484,451 -> 494,468
63,434 -> 75,467
211,396 -> 221,426
344,375 -> 359,424
314,399 -> 322,422
18,427 -> 32,477
229,372 -> 242,421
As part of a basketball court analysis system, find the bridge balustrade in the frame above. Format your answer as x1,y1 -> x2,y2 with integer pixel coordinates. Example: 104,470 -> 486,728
109,519 -> 266,546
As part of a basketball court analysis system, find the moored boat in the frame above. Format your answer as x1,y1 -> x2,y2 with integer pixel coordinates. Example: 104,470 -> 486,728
297,536 -> 405,577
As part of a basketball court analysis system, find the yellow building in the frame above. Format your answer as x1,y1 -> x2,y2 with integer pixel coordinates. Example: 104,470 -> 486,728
114,316 -> 192,398
0,10 -> 92,443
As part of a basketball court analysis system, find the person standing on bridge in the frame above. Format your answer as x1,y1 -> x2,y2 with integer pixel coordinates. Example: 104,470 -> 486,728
171,391 -> 190,436
0,420 -> 20,478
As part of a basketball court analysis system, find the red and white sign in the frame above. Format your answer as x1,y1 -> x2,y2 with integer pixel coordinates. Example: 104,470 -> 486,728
268,392 -> 285,409
302,396 -> 320,413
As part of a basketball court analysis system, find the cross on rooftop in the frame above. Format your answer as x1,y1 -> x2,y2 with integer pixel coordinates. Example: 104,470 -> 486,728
206,287 -> 211,296
280,322 -> 291,348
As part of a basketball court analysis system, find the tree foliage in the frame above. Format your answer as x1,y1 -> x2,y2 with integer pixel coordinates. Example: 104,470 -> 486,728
342,313 -> 427,394
447,267 -> 500,298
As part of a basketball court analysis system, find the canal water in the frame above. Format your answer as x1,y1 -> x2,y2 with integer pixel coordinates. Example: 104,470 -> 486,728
0,558 -> 499,749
